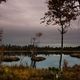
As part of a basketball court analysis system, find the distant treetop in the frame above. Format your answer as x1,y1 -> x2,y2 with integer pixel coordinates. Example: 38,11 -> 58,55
0,0 -> 6,3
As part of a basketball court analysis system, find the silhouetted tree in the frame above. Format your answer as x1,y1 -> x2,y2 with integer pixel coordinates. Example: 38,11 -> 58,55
0,29 -> 3,64
30,33 -> 43,68
36,32 -> 43,38
0,0 -> 6,3
41,0 -> 80,70
0,0 -> 6,64
36,32 -> 43,45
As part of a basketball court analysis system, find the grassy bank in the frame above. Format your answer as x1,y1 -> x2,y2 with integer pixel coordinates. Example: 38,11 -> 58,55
0,66 -> 54,80
0,64 -> 80,80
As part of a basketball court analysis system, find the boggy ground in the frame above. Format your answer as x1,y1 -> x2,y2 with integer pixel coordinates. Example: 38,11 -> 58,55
0,65 -> 80,80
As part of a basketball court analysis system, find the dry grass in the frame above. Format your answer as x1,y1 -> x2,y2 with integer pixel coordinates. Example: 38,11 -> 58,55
0,65 -> 80,80
0,66 -> 54,80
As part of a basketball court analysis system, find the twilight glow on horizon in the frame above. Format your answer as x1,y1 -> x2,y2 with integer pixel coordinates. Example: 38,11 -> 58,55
0,0 -> 80,47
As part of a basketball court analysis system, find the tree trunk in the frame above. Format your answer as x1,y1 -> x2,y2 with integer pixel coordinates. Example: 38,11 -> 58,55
59,26 -> 63,70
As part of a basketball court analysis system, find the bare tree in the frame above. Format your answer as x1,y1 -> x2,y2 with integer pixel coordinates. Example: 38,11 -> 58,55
41,0 -> 80,70
30,33 -> 43,68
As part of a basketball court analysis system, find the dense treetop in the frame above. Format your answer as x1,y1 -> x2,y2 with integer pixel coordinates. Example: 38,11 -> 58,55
0,0 -> 6,3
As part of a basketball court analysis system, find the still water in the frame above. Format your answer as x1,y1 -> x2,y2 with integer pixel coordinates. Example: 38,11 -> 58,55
2,54 -> 80,68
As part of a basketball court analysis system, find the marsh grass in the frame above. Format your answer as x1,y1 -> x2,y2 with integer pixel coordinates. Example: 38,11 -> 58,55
0,65 -> 80,80
0,66 -> 54,80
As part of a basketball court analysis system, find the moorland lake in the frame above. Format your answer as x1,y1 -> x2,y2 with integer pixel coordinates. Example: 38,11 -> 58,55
2,54 -> 80,68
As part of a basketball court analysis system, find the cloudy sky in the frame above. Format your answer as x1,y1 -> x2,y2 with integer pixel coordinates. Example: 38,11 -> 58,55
0,0 -> 80,47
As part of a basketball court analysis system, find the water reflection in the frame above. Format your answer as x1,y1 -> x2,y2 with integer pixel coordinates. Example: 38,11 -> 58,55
2,54 -> 80,68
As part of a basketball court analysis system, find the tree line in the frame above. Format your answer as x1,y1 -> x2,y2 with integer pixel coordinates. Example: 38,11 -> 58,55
1,44 -> 80,51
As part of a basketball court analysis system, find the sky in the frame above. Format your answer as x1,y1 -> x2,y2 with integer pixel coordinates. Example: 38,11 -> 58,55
0,0 -> 80,47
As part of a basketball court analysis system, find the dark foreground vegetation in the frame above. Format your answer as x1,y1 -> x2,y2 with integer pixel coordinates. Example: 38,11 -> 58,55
0,64 -> 80,80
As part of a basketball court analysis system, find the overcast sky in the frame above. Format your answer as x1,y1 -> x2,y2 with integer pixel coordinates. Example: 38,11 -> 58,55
0,0 -> 80,47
